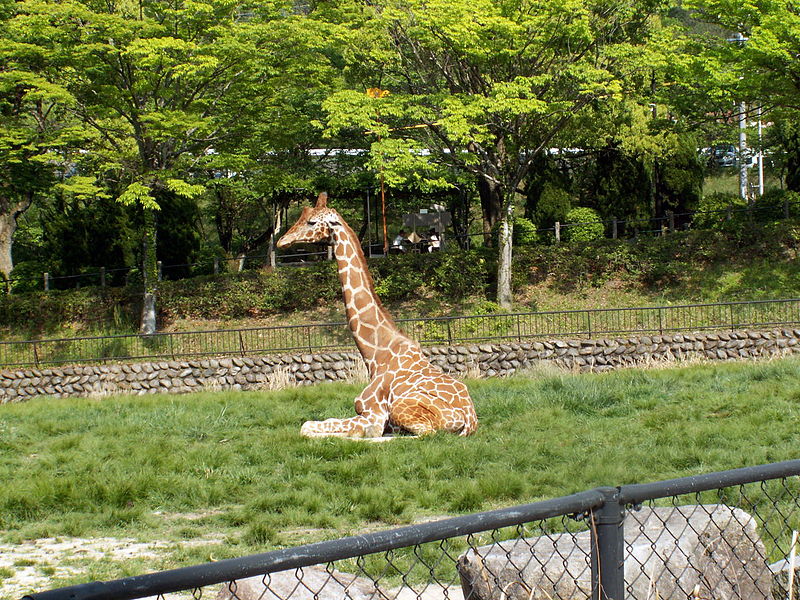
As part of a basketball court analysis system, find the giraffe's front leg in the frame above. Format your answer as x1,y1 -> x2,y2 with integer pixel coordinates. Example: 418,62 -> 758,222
300,413 -> 387,438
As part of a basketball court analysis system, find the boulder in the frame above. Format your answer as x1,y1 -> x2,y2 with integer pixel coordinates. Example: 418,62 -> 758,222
769,557 -> 800,599
458,505 -> 771,600
214,564 -> 465,600
215,565 -> 380,600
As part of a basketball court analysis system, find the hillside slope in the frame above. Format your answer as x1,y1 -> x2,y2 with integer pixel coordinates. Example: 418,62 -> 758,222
0,221 -> 798,340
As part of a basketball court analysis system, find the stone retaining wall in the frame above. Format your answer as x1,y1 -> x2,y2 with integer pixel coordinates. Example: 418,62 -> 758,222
1,328 -> 798,403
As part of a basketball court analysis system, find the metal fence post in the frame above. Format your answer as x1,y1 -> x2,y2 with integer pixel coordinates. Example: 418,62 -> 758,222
591,487 -> 625,600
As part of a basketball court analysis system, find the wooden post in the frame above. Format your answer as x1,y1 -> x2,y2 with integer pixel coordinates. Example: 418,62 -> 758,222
213,258 -> 219,274
555,221 -> 561,243
785,196 -> 791,219
157,260 -> 163,282
100,267 -> 106,288
668,210 -> 675,233
612,217 -> 618,239
43,272 -> 49,291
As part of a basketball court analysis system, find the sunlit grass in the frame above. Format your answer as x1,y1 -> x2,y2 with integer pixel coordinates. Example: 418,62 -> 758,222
2,356 -> 798,533
1,356 -> 799,592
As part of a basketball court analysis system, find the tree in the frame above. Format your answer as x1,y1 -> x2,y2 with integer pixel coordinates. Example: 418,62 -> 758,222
323,0 -> 669,308
0,0 -> 80,281
7,0 -> 298,331
681,1 -> 800,191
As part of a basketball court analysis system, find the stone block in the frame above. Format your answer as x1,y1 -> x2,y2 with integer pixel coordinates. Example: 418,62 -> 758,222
458,505 -> 770,600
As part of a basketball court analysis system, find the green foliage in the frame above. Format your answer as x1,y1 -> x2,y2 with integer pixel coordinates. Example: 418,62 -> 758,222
3,220 -> 800,335
372,251 -> 491,303
751,189 -> 800,222
692,193 -> 745,230
118,183 -> 160,211
491,217 -> 539,247
531,182 -> 572,230
563,207 -> 605,242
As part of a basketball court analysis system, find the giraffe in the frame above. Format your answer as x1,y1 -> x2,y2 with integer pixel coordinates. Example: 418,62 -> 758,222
276,192 -> 478,438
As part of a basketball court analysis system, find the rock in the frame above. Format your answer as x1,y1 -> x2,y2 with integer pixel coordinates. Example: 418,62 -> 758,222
214,566 -> 463,600
457,505 -> 770,600
215,565 -> 380,600
770,557 -> 800,598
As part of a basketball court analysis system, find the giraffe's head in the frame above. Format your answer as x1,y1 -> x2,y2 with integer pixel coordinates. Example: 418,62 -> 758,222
277,192 -> 342,249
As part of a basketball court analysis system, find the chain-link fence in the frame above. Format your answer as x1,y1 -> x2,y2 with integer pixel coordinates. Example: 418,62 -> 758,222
2,298 -> 799,368
24,459 -> 800,600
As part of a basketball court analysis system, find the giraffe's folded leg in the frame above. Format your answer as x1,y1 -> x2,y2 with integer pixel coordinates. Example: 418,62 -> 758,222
300,414 -> 386,438
389,396 -> 442,436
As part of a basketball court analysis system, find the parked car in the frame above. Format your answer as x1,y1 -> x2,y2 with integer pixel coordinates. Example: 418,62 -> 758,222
708,143 -> 737,168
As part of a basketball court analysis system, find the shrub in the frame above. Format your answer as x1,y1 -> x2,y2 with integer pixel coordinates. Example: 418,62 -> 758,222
563,207 -> 604,242
692,193 -> 745,230
491,217 -> 540,247
751,189 -> 800,222
430,250 -> 489,299
532,182 -> 571,229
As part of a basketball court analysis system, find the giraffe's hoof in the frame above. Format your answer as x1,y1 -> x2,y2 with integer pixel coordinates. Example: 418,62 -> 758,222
362,423 -> 384,438
300,421 -> 322,437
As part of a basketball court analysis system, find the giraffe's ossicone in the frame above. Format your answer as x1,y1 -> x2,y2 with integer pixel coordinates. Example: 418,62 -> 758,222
276,192 -> 478,438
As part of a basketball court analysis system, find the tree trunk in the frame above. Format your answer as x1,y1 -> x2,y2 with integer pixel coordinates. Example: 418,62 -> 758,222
0,194 -> 34,281
787,146 -> 800,193
496,204 -> 514,309
267,206 -> 282,269
140,208 -> 158,335
477,177 -> 503,247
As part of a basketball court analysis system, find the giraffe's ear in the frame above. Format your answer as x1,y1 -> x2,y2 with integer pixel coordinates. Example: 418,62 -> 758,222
316,192 -> 328,208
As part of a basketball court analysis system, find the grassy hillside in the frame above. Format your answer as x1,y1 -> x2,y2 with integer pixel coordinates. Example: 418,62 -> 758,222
1,356 -> 799,593
0,220 -> 798,340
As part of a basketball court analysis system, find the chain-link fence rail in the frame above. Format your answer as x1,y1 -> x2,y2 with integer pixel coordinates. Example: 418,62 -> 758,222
22,459 -> 800,600
7,198 -> 800,292
2,298 -> 799,368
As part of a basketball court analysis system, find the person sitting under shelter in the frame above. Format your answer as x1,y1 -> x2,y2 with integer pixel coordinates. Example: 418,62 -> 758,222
427,228 -> 440,252
391,230 -> 409,253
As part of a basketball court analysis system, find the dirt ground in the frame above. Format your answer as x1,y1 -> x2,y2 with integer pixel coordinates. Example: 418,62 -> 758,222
0,536 -> 222,599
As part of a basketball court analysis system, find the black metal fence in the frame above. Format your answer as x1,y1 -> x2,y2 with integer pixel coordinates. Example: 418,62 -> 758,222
2,298 -> 799,369
24,459 -> 800,600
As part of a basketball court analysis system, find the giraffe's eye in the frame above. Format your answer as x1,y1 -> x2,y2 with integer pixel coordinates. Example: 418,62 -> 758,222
306,220 -> 317,226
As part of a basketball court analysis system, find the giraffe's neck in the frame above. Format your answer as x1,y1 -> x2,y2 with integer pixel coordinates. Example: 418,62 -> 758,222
331,223 -> 401,374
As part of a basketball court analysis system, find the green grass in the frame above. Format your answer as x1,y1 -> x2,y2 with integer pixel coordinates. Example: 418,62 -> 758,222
2,356 -> 799,589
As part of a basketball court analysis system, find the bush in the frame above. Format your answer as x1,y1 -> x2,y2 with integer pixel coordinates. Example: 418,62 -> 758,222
563,207 -> 604,242
532,182 -> 571,229
751,189 -> 800,222
491,217 -> 540,247
430,251 -> 490,299
692,193 -> 746,230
